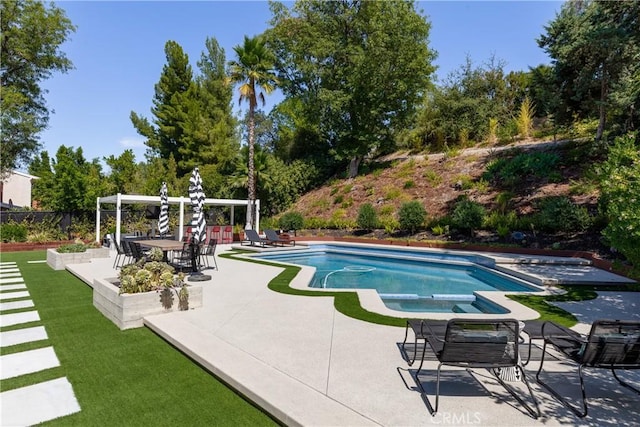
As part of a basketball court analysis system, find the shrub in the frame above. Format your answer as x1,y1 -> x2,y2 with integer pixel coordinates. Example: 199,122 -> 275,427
278,211 -> 304,232
57,243 -> 88,253
532,197 -> 592,232
333,194 -> 344,205
398,201 -> 426,233
483,151 -> 560,188
451,198 -> 486,234
304,217 -> 328,229
516,96 -> 535,138
384,186 -> 402,200
423,169 -> 442,186
0,222 -> 28,242
598,133 -> 640,266
357,203 -> 378,230
379,216 -> 399,234
403,180 -> 415,189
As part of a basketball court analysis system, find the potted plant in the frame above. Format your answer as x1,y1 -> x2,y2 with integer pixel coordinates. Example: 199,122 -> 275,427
47,240 -> 110,270
92,248 -> 202,330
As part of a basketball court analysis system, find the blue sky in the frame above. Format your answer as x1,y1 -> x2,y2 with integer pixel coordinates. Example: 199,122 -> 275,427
40,0 -> 563,168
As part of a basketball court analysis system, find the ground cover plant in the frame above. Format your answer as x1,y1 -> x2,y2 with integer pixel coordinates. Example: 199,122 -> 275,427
0,251 -> 275,426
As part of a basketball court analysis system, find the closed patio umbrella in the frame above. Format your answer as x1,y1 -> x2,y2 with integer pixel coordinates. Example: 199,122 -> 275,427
189,167 -> 206,245
187,167 -> 210,280
158,182 -> 169,237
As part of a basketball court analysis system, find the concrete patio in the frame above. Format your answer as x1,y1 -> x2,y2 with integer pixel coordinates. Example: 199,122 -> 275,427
62,244 -> 640,426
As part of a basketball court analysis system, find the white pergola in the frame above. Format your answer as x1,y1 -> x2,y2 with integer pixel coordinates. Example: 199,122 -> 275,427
96,193 -> 259,244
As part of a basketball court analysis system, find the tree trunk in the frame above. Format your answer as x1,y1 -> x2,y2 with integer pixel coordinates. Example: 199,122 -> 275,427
246,106 -> 256,230
348,156 -> 362,179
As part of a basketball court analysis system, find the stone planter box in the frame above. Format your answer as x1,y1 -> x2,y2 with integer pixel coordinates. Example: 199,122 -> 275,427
92,277 -> 203,330
46,247 -> 111,270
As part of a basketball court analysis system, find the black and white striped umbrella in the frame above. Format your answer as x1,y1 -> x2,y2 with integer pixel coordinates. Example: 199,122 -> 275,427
188,167 -> 206,244
158,182 -> 169,236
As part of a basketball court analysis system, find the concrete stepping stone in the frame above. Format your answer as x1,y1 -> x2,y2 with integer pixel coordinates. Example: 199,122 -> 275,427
0,272 -> 22,278
0,283 -> 26,291
0,299 -> 34,311
0,268 -> 20,274
0,346 -> 60,380
0,326 -> 48,347
0,291 -> 29,300
0,276 -> 25,284
1,377 -> 81,426
0,310 -> 40,327
0,261 -> 17,265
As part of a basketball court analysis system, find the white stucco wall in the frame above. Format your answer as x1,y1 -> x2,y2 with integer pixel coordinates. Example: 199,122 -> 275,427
1,171 -> 38,208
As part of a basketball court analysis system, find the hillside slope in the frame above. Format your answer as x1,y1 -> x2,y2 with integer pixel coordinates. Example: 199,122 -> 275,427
288,138 -> 608,256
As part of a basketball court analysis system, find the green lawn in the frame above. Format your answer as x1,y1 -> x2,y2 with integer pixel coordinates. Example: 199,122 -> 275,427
0,251 -> 276,426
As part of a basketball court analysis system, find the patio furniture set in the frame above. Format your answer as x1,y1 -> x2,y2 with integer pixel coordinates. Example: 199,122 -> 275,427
401,318 -> 640,419
111,234 -> 218,272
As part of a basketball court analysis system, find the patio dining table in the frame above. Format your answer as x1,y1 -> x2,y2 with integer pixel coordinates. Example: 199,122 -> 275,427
136,239 -> 185,263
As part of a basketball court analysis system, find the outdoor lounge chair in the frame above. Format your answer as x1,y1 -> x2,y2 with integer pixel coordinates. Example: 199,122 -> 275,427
412,318 -> 539,418
535,319 -> 640,418
241,229 -> 268,247
264,229 -> 295,247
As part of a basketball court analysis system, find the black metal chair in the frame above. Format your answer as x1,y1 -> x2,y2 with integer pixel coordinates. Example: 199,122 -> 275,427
120,240 -> 135,266
413,318 -> 539,418
172,242 -> 195,272
536,319 -> 640,418
112,239 -> 128,269
401,319 -> 448,366
200,238 -> 218,270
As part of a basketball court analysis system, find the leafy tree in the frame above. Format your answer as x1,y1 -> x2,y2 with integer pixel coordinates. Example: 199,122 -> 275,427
104,150 -> 138,194
539,0 -> 640,140
598,133 -> 640,266
268,0 -> 436,177
398,200 -> 426,233
29,146 -> 107,212
228,35 -> 278,229
413,55 -> 530,149
0,0 -> 75,175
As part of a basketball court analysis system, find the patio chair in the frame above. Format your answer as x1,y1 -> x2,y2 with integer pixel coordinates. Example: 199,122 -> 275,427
119,240 -> 135,266
535,319 -> 640,418
112,239 -> 129,269
401,319 -> 448,366
172,242 -> 194,271
264,229 -> 295,247
241,229 -> 268,247
413,318 -> 539,418
200,238 -> 218,270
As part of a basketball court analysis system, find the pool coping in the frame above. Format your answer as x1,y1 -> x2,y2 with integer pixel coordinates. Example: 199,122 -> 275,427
241,241 -> 565,320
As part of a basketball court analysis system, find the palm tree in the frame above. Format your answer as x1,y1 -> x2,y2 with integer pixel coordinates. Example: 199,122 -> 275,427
227,35 -> 278,230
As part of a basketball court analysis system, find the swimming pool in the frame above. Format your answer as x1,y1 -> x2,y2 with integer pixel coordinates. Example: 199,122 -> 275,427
254,244 -> 541,314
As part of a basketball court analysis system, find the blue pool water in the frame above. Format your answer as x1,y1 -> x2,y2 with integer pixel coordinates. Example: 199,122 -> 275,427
254,244 -> 540,313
